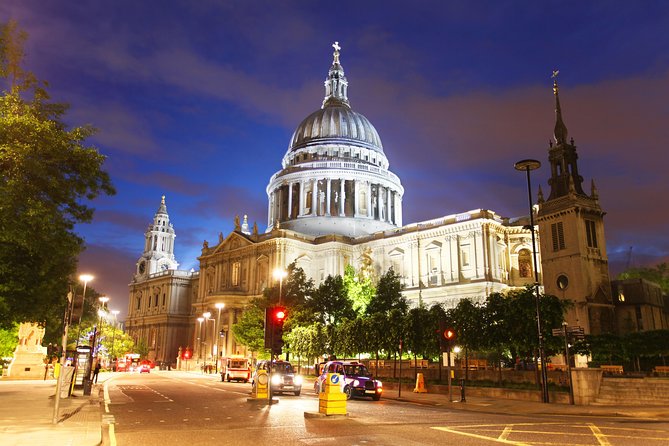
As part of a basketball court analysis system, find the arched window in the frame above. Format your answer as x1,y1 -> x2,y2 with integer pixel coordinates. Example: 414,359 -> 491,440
518,249 -> 532,278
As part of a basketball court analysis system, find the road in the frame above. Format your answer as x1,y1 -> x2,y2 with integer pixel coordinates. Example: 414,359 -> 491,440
104,371 -> 669,445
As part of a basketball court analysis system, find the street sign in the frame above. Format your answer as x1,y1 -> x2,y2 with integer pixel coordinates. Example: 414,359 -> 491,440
567,326 -> 585,339
552,328 -> 564,337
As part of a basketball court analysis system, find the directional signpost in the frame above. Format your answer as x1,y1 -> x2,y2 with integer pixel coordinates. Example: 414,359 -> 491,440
552,323 -> 582,404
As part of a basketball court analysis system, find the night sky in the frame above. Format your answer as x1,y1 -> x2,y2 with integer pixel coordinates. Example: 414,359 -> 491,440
3,1 -> 668,319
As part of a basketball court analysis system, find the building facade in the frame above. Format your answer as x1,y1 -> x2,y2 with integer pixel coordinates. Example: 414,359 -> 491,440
126,44 -> 622,365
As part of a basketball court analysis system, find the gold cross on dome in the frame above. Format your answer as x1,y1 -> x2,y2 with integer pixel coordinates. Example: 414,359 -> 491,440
333,41 -> 341,52
552,69 -> 559,79
332,41 -> 341,64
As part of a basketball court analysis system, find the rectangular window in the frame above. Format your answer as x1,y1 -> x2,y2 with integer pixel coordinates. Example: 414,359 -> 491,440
585,220 -> 598,248
232,262 -> 241,286
551,222 -> 566,251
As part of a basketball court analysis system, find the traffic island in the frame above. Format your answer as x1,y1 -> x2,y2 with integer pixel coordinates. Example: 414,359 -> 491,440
304,372 -> 348,418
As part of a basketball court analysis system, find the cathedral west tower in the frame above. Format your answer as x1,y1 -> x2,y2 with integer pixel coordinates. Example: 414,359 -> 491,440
537,73 -> 615,335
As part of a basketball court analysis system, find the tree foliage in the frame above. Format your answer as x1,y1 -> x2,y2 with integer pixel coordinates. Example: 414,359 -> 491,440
618,262 -> 669,294
343,264 -> 375,315
0,20 -> 115,336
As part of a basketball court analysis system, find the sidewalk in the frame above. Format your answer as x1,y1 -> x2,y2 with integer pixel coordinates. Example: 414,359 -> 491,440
380,385 -> 669,421
0,374 -> 109,446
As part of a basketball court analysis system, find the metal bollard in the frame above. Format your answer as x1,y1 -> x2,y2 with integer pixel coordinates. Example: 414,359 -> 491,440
459,378 -> 466,402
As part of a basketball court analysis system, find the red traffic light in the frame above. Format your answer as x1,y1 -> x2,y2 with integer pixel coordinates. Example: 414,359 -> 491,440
274,308 -> 286,321
444,329 -> 456,340
183,347 -> 192,359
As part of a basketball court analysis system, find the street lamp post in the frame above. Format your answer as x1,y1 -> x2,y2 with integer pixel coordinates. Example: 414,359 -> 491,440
214,303 -> 225,373
515,158 -> 549,404
110,310 -> 119,371
197,317 -> 204,367
75,274 -> 94,346
96,296 -> 109,360
202,312 -> 216,372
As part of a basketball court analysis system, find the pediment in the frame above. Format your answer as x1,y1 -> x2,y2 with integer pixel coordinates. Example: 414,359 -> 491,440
388,247 -> 405,257
213,232 -> 254,254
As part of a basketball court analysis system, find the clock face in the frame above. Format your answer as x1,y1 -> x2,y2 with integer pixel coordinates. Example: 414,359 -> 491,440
139,261 -> 146,274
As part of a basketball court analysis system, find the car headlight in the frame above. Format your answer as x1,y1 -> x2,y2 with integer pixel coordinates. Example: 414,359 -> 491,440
353,379 -> 359,387
271,374 -> 281,385
376,381 -> 382,387
294,375 -> 303,385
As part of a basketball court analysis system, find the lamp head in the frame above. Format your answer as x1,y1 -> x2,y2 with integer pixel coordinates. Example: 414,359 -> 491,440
203,311 -> 211,319
79,274 -> 94,283
215,303 -> 225,310
514,159 -> 541,172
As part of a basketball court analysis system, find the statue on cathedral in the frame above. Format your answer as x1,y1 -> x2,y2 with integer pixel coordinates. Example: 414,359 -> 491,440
234,215 -> 241,231
252,222 -> 258,236
203,240 -> 209,249
219,232 -> 224,243
359,247 -> 374,281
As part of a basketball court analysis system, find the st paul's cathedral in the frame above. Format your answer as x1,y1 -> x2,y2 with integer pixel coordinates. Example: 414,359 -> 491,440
125,43 -> 616,366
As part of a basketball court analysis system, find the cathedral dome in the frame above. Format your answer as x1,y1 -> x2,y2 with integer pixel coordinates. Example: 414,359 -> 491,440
288,105 -> 384,154
266,42 -> 403,238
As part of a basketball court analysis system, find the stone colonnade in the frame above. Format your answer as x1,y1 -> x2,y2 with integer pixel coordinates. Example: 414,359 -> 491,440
268,177 -> 402,228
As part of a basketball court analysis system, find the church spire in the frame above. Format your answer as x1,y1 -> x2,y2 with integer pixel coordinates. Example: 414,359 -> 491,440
552,70 -> 569,145
545,70 -> 586,200
322,41 -> 350,108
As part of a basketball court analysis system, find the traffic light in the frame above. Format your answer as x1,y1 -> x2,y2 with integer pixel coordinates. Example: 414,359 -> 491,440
444,329 -> 456,342
264,306 -> 287,354
183,347 -> 192,360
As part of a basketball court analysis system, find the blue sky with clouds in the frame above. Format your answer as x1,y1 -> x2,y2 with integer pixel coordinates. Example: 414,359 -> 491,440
3,0 -> 668,318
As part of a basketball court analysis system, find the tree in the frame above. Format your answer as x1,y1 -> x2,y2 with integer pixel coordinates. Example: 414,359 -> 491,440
0,21 -> 115,337
307,275 -> 355,354
618,263 -> 669,294
343,265 -> 375,315
231,303 -> 266,355
0,323 -> 18,357
366,267 -> 407,316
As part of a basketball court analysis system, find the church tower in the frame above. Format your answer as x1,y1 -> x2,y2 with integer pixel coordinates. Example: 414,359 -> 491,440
135,195 -> 179,279
536,73 -> 615,335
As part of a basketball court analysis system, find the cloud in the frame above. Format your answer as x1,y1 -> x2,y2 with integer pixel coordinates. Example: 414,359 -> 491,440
78,244 -> 136,320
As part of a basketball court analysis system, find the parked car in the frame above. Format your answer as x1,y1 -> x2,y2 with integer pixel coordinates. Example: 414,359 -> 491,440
252,360 -> 302,396
314,360 -> 382,400
139,363 -> 151,373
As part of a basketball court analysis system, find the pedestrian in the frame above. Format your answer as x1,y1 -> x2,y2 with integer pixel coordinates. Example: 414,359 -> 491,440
93,362 -> 101,383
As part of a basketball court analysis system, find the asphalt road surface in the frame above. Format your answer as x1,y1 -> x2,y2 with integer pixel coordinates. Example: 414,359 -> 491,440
103,371 -> 669,445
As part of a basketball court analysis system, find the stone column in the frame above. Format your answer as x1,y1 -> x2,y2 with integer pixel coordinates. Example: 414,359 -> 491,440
226,310 -> 235,357
354,181 -> 359,217
311,179 -> 317,216
377,185 -> 382,221
367,182 -> 372,218
299,181 -> 304,216
287,182 -> 293,219
326,179 -> 331,216
339,179 -> 345,216
386,187 -> 392,222
268,192 -> 274,227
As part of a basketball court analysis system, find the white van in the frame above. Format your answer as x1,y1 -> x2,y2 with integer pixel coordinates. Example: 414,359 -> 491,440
220,356 -> 251,382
